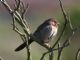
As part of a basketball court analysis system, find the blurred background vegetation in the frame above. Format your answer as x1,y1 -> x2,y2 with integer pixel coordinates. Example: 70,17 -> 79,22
0,0 -> 80,60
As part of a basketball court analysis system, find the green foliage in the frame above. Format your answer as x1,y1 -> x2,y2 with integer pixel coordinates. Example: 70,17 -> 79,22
70,8 -> 80,27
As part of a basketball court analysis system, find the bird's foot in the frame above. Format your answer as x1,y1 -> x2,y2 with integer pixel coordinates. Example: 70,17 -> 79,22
44,43 -> 51,48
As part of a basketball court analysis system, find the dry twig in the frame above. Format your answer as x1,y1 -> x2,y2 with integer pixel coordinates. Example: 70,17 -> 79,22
76,48 -> 80,60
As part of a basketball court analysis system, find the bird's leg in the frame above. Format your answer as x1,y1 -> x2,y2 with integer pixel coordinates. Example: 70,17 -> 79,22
44,43 -> 51,48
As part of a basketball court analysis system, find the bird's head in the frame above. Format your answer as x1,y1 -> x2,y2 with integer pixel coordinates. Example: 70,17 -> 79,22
47,18 -> 59,27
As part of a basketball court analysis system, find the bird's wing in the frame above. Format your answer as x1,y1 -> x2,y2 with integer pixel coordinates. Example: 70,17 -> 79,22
35,21 -> 49,32
39,25 -> 54,43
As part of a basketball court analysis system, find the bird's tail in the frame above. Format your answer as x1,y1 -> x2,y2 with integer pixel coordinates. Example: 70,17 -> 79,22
15,39 -> 33,52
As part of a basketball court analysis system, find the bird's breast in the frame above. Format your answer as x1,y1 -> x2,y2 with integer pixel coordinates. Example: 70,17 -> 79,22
51,25 -> 58,37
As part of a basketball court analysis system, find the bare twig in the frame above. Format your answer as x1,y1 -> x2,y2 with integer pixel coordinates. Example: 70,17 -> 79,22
14,0 -> 20,11
0,0 -> 13,13
49,51 -> 54,60
57,40 -> 70,60
20,1 -> 29,19
76,48 -> 80,60
1,0 -> 31,60
57,43 -> 62,60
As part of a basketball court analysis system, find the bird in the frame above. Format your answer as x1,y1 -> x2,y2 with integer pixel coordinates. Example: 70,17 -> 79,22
15,18 -> 59,51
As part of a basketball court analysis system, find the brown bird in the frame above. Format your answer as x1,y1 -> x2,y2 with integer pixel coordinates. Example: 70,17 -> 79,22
15,18 -> 59,51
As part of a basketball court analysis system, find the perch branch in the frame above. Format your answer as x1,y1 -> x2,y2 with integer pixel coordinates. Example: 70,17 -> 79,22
40,0 -> 74,59
49,51 -> 54,60
57,39 -> 70,60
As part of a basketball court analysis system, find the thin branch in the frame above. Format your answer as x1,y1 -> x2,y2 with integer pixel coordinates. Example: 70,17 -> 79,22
12,24 -> 25,36
76,48 -> 80,60
57,40 -> 69,60
12,17 -> 31,60
57,43 -> 61,60
0,0 -> 13,13
40,52 -> 48,60
49,51 -> 54,60
1,0 -> 31,60
58,0 -> 68,23
51,0 -> 69,50
21,2 -> 29,19
14,0 -> 20,11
